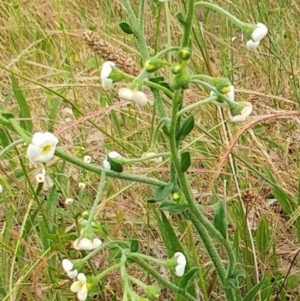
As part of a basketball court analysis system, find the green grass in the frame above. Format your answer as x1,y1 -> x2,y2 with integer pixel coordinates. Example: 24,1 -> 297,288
0,0 -> 300,300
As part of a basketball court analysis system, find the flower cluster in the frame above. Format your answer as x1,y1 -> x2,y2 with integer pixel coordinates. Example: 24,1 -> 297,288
73,237 -> 102,251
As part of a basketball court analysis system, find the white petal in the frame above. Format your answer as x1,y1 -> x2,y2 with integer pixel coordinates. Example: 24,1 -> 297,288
67,269 -> 78,279
118,88 -> 135,101
92,238 -> 102,248
133,91 -> 148,106
31,132 -> 47,146
0,184 -> 3,194
78,182 -> 86,189
108,151 -> 121,159
252,23 -> 268,42
246,40 -> 260,50
101,78 -> 113,90
77,284 -> 88,300
227,85 -> 235,101
70,281 -> 82,293
79,238 -> 94,250
73,239 -> 81,250
174,252 -> 186,266
103,159 -> 111,170
26,144 -> 41,161
77,273 -> 86,283
44,132 -> 59,146
230,114 -> 247,122
62,259 -> 73,272
101,61 -> 115,78
175,264 -> 185,277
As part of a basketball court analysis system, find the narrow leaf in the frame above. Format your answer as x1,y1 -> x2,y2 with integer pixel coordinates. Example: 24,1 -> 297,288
119,21 -> 134,34
177,115 -> 195,141
213,200 -> 227,239
159,200 -> 189,213
181,152 -> 191,172
153,183 -> 174,202
242,278 -> 266,301
11,75 -> 33,133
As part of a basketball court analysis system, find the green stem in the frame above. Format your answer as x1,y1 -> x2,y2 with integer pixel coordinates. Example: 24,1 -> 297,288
191,79 -> 235,105
95,262 -> 122,282
130,256 -> 198,301
185,210 -> 227,279
168,90 -> 236,297
124,152 -> 169,164
163,1 -> 172,78
149,117 -> 170,149
55,148 -> 168,187
86,171 -> 106,228
0,139 -> 24,158
138,0 -> 146,32
127,252 -> 167,266
194,2 -> 246,28
144,80 -> 174,98
154,46 -> 180,59
182,0 -> 196,47
177,96 -> 216,117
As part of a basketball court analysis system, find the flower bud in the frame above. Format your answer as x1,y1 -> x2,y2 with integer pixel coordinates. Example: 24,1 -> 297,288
144,58 -> 166,72
178,47 -> 192,61
144,285 -> 161,299
170,69 -> 191,90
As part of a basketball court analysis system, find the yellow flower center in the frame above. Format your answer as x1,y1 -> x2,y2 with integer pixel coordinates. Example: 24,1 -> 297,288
42,144 -> 52,154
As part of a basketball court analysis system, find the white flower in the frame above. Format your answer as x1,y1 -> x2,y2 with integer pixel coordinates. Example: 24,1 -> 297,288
101,61 -> 115,90
0,184 -> 3,194
35,173 -> 45,183
246,23 -> 268,49
62,259 -> 78,279
65,198 -> 74,205
118,88 -> 148,106
26,132 -> 59,163
78,182 -> 86,189
73,237 -> 102,251
83,155 -> 92,164
251,23 -> 268,42
174,252 -> 186,277
229,102 -> 253,123
142,152 -> 163,165
210,85 -> 234,107
103,151 -> 123,170
70,273 -> 88,301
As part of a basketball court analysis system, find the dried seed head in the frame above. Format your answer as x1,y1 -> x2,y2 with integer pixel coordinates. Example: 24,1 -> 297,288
83,30 -> 140,76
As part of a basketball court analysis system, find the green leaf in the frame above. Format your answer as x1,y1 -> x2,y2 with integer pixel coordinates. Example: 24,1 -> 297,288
109,159 -> 123,173
177,115 -> 195,141
286,274 -> 300,290
149,76 -> 165,83
175,12 -> 186,26
119,21 -> 134,34
181,152 -> 191,172
264,167 -> 296,214
130,239 -> 139,252
160,211 -> 184,257
153,183 -> 174,202
213,201 -> 227,239
159,200 -> 189,213
1,111 -> 14,120
242,278 -> 266,301
11,75 -> 33,133
256,217 -> 271,254
178,267 -> 199,289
